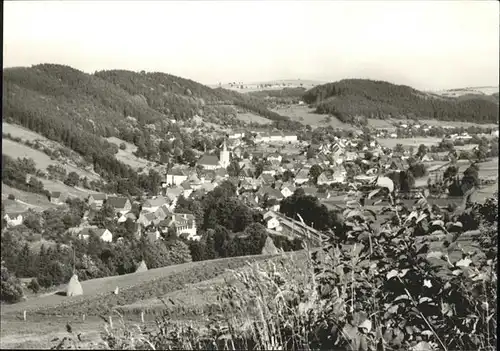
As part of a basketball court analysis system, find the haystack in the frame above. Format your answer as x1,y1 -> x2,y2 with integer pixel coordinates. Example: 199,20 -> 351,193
261,236 -> 279,255
66,274 -> 83,297
135,260 -> 148,273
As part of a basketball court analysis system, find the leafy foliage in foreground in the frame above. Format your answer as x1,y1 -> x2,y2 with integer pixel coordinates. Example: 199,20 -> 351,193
53,187 -> 497,350
302,79 -> 499,124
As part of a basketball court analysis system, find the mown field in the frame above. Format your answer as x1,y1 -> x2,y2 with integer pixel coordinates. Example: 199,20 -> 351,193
236,112 -> 272,125
1,183 -> 57,212
377,137 -> 443,149
418,119 -> 498,129
32,176 -> 91,200
2,139 -> 99,181
104,137 -> 152,170
1,254 -> 276,318
273,105 -> 355,130
0,253 -> 283,349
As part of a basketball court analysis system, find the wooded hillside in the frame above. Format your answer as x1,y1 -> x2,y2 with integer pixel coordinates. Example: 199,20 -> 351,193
302,79 -> 499,124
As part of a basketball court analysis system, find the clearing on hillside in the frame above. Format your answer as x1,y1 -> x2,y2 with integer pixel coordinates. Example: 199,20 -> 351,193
104,137 -> 152,170
236,112 -> 272,125
3,123 -> 101,181
2,139 -> 100,181
1,184 -> 57,212
32,176 -> 91,200
274,105 -> 355,130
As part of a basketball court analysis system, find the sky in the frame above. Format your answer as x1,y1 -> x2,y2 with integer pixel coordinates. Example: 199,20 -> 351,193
3,1 -> 499,90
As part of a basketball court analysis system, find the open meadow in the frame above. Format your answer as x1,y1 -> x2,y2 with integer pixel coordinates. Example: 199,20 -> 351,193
377,137 -> 443,149
418,119 -> 498,129
2,139 -> 100,181
273,105 -> 356,130
0,253 -> 281,349
104,137 -> 152,170
236,112 -> 272,125
1,184 -> 57,212
32,176 -> 91,200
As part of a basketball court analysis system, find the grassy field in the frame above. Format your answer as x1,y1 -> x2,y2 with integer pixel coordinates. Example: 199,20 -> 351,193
2,139 -> 99,181
3,123 -> 54,143
1,184 -> 57,212
0,254 -> 280,349
3,123 -> 100,181
0,254 -> 275,318
366,118 -> 396,130
33,176 -> 91,200
273,105 -> 355,130
418,119 -> 498,129
236,112 -> 272,125
104,137 -> 152,170
377,137 -> 443,149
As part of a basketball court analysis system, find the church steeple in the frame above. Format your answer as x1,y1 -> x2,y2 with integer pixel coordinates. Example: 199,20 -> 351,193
219,138 -> 230,168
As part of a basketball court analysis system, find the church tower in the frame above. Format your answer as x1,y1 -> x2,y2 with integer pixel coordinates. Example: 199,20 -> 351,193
219,139 -> 230,168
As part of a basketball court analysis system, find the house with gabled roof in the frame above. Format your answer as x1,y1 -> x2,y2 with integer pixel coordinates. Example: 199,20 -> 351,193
117,212 -> 137,223
138,211 -> 159,227
106,197 -> 132,215
258,173 -> 275,186
160,213 -> 199,241
317,171 -> 336,185
261,165 -> 277,177
301,187 -> 318,197
294,168 -> 310,185
166,168 -> 188,186
331,164 -> 347,183
281,184 -> 296,198
215,168 -> 229,178
197,154 -> 220,170
88,193 -> 107,209
3,212 -> 27,227
344,152 -> 357,162
268,152 -> 282,164
143,196 -> 168,213
240,192 -> 260,208
78,228 -> 113,242
257,186 -> 284,202
240,178 -> 256,191
50,191 -> 67,205
388,158 -> 408,172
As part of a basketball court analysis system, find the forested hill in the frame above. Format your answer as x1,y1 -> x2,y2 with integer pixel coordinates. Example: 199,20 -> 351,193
2,64 -> 299,193
3,64 -> 292,132
94,70 -> 294,125
302,79 -> 499,124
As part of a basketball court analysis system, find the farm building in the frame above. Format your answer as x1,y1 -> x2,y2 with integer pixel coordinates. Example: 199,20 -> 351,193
88,193 -> 107,209
50,191 -> 67,205
3,212 -> 26,227
106,197 -> 132,215
165,168 -> 188,186
78,228 -> 113,242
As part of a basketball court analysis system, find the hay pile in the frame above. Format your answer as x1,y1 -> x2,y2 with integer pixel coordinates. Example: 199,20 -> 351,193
135,260 -> 148,273
66,274 -> 83,297
261,236 -> 279,255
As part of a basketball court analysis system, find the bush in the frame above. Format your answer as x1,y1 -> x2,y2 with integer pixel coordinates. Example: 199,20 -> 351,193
119,142 -> 126,150
0,265 -> 24,304
27,277 -> 40,294
7,194 -> 15,200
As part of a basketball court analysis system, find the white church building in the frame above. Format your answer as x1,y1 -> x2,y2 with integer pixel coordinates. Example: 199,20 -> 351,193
196,140 -> 231,170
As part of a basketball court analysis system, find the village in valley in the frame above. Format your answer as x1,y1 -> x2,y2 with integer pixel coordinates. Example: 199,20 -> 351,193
4,117 -> 498,247
1,1 -> 499,350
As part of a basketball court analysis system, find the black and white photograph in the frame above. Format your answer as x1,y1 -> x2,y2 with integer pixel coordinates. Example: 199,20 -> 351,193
1,0 -> 498,349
